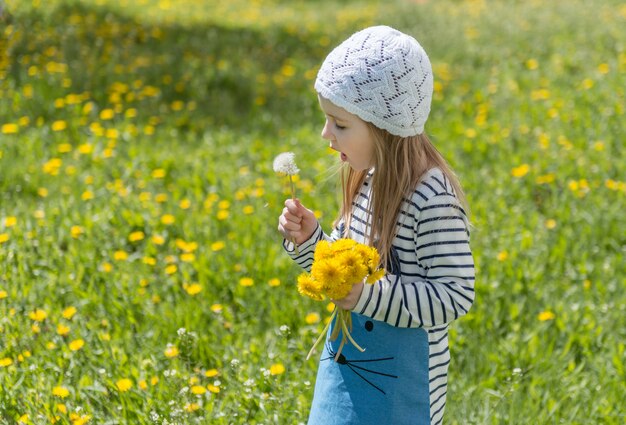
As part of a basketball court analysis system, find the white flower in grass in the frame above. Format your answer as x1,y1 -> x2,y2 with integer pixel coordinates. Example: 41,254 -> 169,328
273,152 -> 299,176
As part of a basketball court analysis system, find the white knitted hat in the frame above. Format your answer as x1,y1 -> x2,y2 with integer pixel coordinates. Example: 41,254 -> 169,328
315,26 -> 433,137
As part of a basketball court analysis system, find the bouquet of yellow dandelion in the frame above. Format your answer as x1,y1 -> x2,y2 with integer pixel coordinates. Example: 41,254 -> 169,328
298,239 -> 386,361
273,152 -> 300,254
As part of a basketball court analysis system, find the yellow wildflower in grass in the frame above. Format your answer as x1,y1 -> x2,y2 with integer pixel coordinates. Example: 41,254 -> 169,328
243,205 -> 254,215
545,219 -> 557,229
0,290 -> 7,299
116,378 -> 132,392
113,250 -> 128,261
216,210 -> 229,220
29,308 -> 48,322
207,384 -> 220,393
57,324 -> 70,336
268,278 -> 281,287
63,306 -> 77,319
164,345 -> 179,358
4,216 -> 17,227
181,253 -> 195,262
152,235 -> 166,245
165,264 -> 177,275
191,385 -> 206,395
57,403 -> 67,413
0,233 -> 9,244
239,277 -> 254,287
52,386 -> 70,398
211,241 -> 225,251
128,231 -> 145,242
51,120 -> 67,131
70,226 -> 84,238
2,123 -> 19,134
68,339 -> 84,351
497,251 -> 509,261
100,109 -> 115,120
269,363 -> 285,375
81,190 -> 94,201
185,403 -> 200,412
161,214 -> 175,225
305,312 -> 321,324
151,168 -> 166,178
205,369 -> 219,377
511,164 -> 530,178
538,311 -> 555,321
138,380 -> 148,390
210,304 -> 223,313
0,357 -> 13,367
185,283 -> 202,295
297,274 -> 325,301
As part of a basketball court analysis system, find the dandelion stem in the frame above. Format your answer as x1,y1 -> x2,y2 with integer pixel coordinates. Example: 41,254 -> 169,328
289,174 -> 299,255
306,308 -> 337,360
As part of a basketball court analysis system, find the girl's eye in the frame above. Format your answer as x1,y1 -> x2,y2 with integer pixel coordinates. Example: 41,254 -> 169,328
335,122 -> 346,130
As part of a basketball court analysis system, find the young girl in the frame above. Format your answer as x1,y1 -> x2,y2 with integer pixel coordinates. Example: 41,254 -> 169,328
278,26 -> 475,425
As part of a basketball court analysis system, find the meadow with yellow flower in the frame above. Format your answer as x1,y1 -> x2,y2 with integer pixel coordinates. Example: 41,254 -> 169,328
0,0 -> 624,423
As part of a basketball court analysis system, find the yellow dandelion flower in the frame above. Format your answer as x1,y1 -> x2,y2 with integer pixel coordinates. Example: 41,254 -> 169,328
62,306 -> 77,319
211,241 -> 225,251
151,376 -> 159,386
205,369 -> 219,377
239,277 -> 254,287
128,231 -> 145,242
4,216 -> 17,227
0,290 -> 7,299
164,345 -> 179,358
2,123 -> 19,134
113,250 -> 128,261
161,214 -> 175,225
185,283 -> 202,295
52,386 -> 70,398
268,278 -> 281,287
179,199 -> 191,209
69,339 -> 84,351
57,403 -> 67,413
115,378 -> 132,392
511,164 -> 530,178
185,403 -> 200,412
51,120 -> 67,131
216,210 -> 229,220
138,380 -> 148,390
69,226 -> 84,239
297,274 -> 324,301
57,324 -> 71,336
305,312 -> 321,324
191,385 -> 206,395
497,251 -> 509,261
538,311 -> 555,321
207,384 -> 220,393
152,235 -> 165,245
151,169 -> 166,179
366,268 -> 386,284
242,205 -> 254,215
0,357 -> 13,367
0,233 -> 9,244
181,253 -> 195,262
337,251 -> 369,284
545,219 -> 557,229
80,190 -> 94,201
269,363 -> 285,375
165,264 -> 177,275
29,308 -> 47,322
210,304 -> 222,313
100,109 -> 115,120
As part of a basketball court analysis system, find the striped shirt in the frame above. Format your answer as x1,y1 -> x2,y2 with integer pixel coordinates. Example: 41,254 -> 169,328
286,167 -> 475,424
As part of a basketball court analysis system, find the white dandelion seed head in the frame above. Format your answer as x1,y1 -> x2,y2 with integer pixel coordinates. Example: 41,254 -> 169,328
273,152 -> 300,176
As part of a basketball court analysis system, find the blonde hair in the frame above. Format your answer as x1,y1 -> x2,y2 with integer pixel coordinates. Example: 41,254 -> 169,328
335,124 -> 468,268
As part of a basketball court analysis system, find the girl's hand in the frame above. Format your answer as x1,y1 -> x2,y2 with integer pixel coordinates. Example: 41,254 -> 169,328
332,281 -> 364,310
277,199 -> 318,245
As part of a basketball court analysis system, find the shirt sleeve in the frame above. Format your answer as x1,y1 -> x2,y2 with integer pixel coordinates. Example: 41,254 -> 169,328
352,193 -> 475,328
283,221 -> 343,272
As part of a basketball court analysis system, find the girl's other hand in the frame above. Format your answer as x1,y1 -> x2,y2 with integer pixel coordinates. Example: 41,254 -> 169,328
332,281 -> 364,310
278,199 -> 318,245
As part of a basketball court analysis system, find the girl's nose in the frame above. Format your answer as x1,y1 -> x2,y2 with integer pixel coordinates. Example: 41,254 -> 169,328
321,120 -> 332,140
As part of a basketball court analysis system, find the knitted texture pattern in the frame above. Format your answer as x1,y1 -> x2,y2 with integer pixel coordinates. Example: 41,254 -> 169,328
315,26 -> 433,137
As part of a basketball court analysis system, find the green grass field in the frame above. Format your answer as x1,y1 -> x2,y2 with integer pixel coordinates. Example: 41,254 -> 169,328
1,0 -> 625,423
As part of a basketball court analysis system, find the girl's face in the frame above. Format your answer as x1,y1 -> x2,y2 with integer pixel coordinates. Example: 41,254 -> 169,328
318,95 -> 376,172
